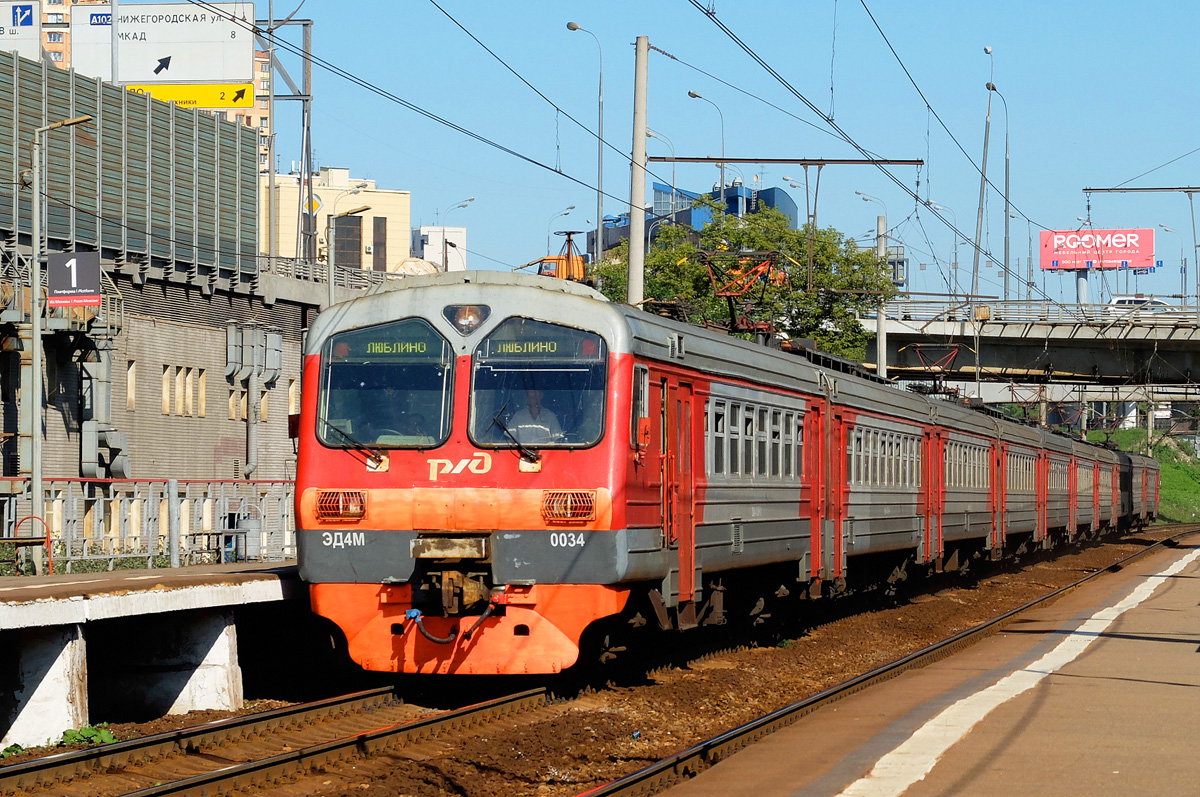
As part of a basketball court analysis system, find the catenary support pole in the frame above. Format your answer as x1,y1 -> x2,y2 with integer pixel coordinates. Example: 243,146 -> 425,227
875,214 -> 888,379
627,36 -> 648,307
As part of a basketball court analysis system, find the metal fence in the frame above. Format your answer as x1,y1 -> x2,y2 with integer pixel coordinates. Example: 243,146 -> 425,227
0,478 -> 295,575
874,300 -> 1200,327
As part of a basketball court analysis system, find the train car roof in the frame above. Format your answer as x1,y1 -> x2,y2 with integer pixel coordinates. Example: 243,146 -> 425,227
307,272 -> 1137,459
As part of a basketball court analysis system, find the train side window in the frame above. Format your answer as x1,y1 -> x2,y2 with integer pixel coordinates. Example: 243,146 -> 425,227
739,404 -> 751,478
864,430 -> 872,484
782,412 -> 793,479
631,366 -> 649,447
879,432 -> 888,485
796,415 -> 804,479
770,410 -> 782,477
729,403 -> 741,475
757,407 -> 769,477
852,429 -> 863,484
712,400 -> 726,475
878,432 -> 888,482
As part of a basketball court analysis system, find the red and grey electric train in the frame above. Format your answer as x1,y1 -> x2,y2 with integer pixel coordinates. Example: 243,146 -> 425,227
295,271 -> 1159,675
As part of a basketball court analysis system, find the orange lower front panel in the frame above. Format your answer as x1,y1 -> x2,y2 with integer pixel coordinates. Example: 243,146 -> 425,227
310,582 -> 631,675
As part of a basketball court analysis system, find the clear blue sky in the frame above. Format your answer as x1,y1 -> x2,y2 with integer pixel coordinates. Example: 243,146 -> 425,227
251,1 -> 1200,304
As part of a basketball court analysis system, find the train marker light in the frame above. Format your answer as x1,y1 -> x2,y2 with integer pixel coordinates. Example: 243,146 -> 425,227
443,304 -> 490,335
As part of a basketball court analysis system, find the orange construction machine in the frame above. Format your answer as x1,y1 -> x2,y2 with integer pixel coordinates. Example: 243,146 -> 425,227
520,230 -> 589,282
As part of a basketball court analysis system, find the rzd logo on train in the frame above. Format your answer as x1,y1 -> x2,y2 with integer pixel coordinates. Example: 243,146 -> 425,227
427,452 -> 492,481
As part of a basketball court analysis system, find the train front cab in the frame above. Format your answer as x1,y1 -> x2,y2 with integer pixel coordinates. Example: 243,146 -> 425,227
297,283 -> 656,675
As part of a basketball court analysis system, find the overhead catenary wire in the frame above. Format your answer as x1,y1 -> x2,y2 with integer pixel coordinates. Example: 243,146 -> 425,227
182,0 -> 634,208
424,0 -> 670,193
686,0 -> 1079,312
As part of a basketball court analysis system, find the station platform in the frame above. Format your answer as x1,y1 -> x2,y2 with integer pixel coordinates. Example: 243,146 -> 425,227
1,564 -> 305,750
0,562 -> 303,628
667,537 -> 1200,796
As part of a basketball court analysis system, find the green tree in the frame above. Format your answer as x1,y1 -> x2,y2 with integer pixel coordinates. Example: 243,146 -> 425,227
592,205 -> 895,360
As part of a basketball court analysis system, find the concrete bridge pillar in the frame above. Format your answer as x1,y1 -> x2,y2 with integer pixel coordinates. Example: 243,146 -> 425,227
1,624 -> 87,749
2,609 -> 245,747
89,608 -> 244,719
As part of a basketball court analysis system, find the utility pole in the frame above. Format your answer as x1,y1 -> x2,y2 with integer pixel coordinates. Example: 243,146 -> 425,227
875,214 -> 888,379
627,35 -> 648,307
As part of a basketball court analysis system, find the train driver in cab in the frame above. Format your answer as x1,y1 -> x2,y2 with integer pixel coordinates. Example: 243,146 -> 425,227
510,388 -> 563,445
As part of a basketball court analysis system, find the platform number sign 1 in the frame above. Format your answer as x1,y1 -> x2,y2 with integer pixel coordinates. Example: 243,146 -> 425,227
47,252 -> 102,307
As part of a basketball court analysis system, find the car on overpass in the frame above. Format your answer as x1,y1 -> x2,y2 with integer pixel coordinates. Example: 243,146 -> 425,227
1106,295 -> 1191,321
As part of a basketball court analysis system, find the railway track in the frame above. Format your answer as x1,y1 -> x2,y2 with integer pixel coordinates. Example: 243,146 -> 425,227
1,685 -> 547,797
578,524 -> 1200,797
5,527 -> 1192,797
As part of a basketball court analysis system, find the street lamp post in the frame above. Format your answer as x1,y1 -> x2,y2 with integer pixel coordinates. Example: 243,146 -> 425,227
972,47 -> 995,302
326,198 -> 370,307
967,46 -> 998,399
687,90 -> 725,211
30,114 -> 92,534
987,81 -> 1011,302
443,239 -> 459,272
547,205 -> 575,255
568,22 -> 603,264
1160,224 -> 1184,301
442,196 -> 474,224
440,197 -> 474,272
646,128 -> 676,215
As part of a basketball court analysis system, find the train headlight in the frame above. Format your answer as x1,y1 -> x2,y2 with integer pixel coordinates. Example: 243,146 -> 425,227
443,304 -> 490,335
315,490 -> 367,521
541,490 -> 597,524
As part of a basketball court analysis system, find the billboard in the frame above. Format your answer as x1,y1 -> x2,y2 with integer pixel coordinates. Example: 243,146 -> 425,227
1040,228 -> 1154,271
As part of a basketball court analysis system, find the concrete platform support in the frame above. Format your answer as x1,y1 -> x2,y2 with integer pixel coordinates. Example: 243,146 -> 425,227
1,624 -> 87,749
91,609 -> 244,719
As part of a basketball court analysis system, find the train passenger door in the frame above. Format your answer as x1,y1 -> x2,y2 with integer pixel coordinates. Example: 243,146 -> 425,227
826,407 -> 847,583
922,427 -> 945,565
665,381 -> 697,603
1035,451 -> 1049,546
992,442 -> 1007,552
805,402 -> 826,582
1110,465 -> 1119,527
1067,457 -> 1078,540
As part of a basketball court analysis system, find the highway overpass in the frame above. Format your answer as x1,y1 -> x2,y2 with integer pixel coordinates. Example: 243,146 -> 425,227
868,300 -> 1200,385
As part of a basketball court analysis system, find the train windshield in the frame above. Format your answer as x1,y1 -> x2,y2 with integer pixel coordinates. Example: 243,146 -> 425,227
469,317 -> 607,448
318,318 -> 454,448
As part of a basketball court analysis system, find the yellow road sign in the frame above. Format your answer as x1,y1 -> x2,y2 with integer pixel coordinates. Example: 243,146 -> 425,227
124,83 -> 256,110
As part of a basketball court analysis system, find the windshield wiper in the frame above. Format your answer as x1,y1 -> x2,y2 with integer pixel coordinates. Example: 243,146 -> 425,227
319,417 -> 386,469
490,402 -> 540,463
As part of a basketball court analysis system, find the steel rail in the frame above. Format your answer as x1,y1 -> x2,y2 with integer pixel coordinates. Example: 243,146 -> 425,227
579,525 -> 1200,796
119,688 -> 548,797
0,685 -> 404,795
